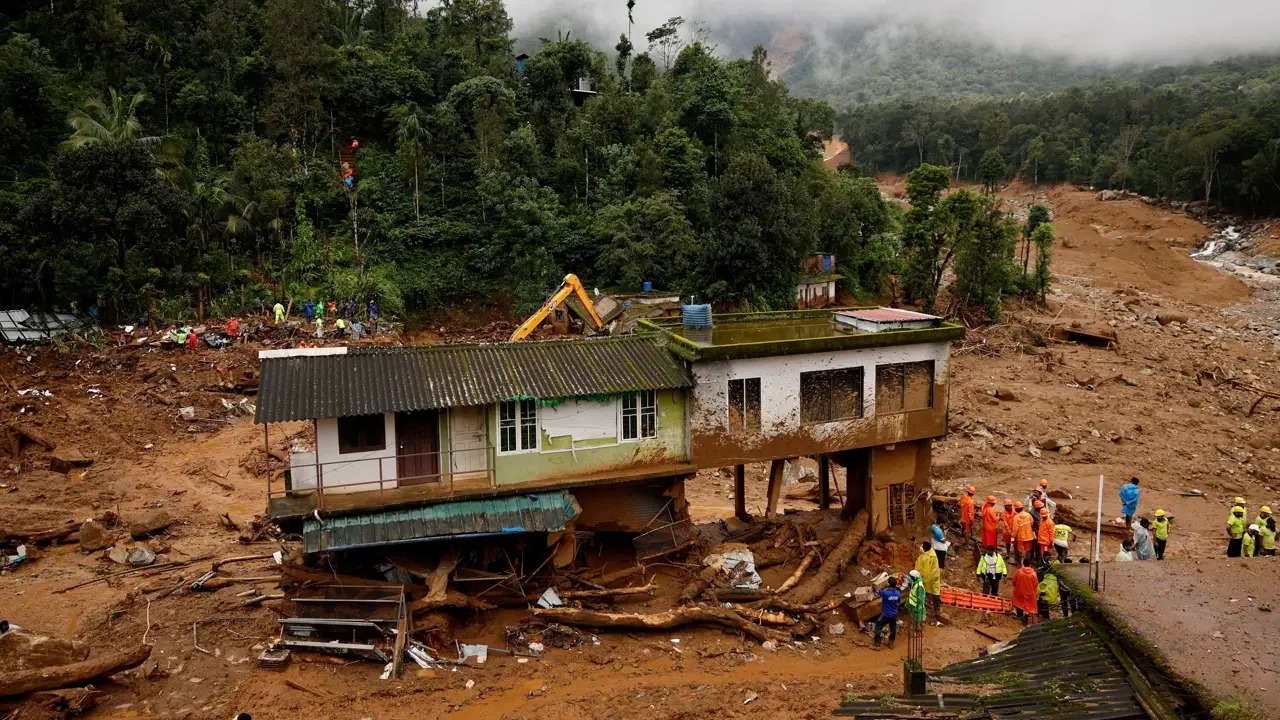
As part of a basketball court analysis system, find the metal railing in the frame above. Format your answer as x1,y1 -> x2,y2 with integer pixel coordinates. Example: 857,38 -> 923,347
267,445 -> 496,512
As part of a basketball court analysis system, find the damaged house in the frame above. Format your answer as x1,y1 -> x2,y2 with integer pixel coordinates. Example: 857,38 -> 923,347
641,306 -> 962,533
254,307 -> 962,555
254,338 -> 696,555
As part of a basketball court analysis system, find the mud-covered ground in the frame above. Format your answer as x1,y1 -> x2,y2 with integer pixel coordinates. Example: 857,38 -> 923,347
3,185 -> 1280,718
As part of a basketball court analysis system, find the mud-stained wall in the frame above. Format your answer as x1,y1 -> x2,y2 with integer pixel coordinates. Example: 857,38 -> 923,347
304,413 -> 399,494
688,342 -> 950,467
492,389 -> 688,485
866,440 -> 932,533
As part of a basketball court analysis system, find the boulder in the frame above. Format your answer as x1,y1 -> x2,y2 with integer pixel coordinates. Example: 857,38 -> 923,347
49,448 -> 92,475
107,544 -> 131,565
994,388 -> 1019,401
127,547 -> 156,567
77,520 -> 112,553
129,510 -> 173,539
0,629 -> 90,673
1156,312 -> 1189,326
1041,437 -> 1072,451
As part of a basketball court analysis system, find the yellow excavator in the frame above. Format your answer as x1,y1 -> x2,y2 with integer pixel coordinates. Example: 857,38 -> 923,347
510,273 -> 605,342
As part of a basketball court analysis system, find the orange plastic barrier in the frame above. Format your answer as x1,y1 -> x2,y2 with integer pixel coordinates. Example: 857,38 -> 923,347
940,586 -> 1014,614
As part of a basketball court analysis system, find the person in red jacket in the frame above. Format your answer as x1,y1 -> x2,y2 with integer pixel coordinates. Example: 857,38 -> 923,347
981,495 -> 1000,550
1012,564 -> 1040,625
959,486 -> 976,547
186,328 -> 198,351
226,317 -> 240,344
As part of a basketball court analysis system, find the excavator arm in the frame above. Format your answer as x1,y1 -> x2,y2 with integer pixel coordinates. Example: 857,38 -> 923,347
509,274 -> 605,342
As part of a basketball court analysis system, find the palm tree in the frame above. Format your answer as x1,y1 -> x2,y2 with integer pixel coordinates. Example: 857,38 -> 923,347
332,1 -> 368,52
393,103 -> 430,220
60,88 -> 161,150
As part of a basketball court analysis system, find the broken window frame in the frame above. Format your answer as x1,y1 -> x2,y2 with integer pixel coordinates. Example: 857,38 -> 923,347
888,482 -> 918,527
727,377 -> 762,434
620,390 -> 659,442
799,367 -> 864,425
337,414 -> 386,454
875,361 -> 935,415
498,399 -> 539,454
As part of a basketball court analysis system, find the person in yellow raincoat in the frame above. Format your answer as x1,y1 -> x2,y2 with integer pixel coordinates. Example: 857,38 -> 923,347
915,541 -> 942,623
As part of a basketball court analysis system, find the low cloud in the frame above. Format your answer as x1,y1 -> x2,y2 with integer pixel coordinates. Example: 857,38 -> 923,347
509,0 -> 1280,65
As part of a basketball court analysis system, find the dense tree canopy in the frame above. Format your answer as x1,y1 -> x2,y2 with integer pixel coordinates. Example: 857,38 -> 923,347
0,0 -> 890,323
838,56 -> 1280,215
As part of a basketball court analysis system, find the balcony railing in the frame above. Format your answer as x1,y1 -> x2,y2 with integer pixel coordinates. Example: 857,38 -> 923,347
266,445 -> 496,514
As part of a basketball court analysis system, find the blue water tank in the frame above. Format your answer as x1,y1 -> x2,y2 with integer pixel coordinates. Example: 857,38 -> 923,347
642,281 -> 653,293
821,254 -> 834,273
681,304 -> 712,330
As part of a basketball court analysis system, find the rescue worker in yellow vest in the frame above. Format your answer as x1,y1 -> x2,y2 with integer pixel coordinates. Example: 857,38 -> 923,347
1243,524 -> 1260,557
1152,509 -> 1170,560
976,546 -> 1007,597
1052,522 -> 1073,562
1226,506 -> 1246,557
1036,569 -> 1059,620
1262,517 -> 1278,557
1254,506 -> 1272,533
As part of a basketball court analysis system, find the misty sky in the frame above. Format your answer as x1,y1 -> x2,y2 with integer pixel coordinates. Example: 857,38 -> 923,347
508,0 -> 1280,65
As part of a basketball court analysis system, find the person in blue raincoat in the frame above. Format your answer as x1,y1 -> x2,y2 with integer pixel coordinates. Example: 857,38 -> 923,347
1119,477 -> 1141,526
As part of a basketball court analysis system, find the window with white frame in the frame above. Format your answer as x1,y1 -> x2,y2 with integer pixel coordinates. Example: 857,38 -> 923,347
621,390 -> 658,441
499,399 -> 539,453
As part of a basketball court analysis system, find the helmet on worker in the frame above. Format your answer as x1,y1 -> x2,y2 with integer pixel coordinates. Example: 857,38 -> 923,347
966,486 -> 976,494
1232,506 -> 1245,515
1003,498 -> 1013,506
1234,497 -> 1246,505
1261,506 -> 1273,515
1039,508 -> 1049,516
986,495 -> 997,504
1154,509 -> 1166,517
1039,479 -> 1049,488
1014,501 -> 1024,510
1033,500 -> 1044,509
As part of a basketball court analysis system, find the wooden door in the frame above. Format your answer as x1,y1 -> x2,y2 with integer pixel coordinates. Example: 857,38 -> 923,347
449,406 -> 488,479
396,411 -> 440,485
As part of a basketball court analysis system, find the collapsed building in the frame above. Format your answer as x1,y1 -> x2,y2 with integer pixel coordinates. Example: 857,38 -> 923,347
253,307 -> 964,553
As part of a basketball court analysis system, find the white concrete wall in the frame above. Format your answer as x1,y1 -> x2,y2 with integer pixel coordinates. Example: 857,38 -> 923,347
292,413 -> 398,494
689,342 -> 950,436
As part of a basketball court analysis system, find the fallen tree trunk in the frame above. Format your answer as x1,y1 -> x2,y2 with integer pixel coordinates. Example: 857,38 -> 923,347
0,520 -> 80,546
773,550 -> 817,595
407,589 -> 494,615
555,583 -> 657,601
532,607 -> 792,644
786,509 -> 869,605
0,645 -> 151,698
742,597 -> 847,614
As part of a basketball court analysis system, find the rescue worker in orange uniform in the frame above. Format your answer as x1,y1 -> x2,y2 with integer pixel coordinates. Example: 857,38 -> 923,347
1012,564 -> 1040,625
1001,499 -> 1017,555
959,486 -> 976,547
1014,502 -> 1035,565
1030,499 -> 1045,562
980,495 -> 1000,550
1037,507 -> 1056,560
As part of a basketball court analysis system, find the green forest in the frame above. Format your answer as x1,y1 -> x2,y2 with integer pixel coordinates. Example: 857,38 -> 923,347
0,1 -> 896,324
837,55 -> 1280,215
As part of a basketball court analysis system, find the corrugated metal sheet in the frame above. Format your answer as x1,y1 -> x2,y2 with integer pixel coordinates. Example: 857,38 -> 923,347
573,483 -> 674,533
833,618 -> 1148,720
0,309 -> 96,343
256,336 -> 692,423
302,490 -> 582,552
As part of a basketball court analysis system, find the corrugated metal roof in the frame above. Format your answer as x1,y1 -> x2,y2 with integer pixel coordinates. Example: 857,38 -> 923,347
302,490 -> 582,552
256,336 -> 692,423
834,618 -> 1148,720
0,310 -> 96,343
573,483 -> 674,533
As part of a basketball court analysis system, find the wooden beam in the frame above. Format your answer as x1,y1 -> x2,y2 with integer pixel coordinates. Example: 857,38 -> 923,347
765,459 -> 785,516
733,465 -> 748,522
818,455 -> 831,509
